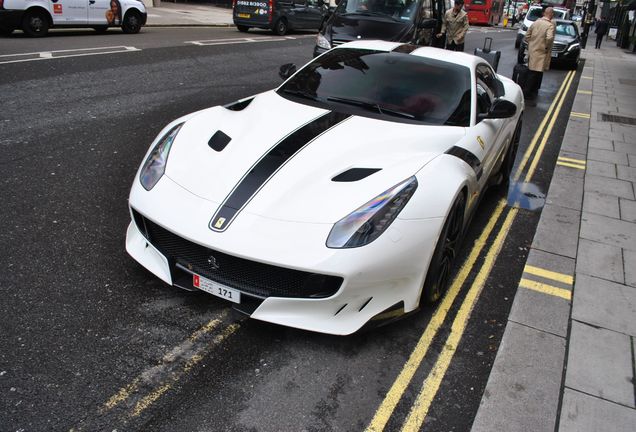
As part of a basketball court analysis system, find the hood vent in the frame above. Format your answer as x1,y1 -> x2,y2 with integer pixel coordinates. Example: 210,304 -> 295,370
332,168 -> 381,182
208,130 -> 231,152
223,97 -> 254,111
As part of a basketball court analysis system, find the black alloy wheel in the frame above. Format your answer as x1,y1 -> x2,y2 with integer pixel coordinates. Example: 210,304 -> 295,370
122,11 -> 142,34
421,193 -> 466,305
497,119 -> 522,190
237,25 -> 250,32
22,10 -> 49,37
273,18 -> 288,36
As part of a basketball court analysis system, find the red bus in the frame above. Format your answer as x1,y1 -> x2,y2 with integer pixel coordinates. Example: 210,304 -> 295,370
464,0 -> 505,26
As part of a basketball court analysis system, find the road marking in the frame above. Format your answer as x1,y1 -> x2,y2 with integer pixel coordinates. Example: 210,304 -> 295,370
523,264 -> 574,284
365,199 -> 508,432
186,35 -> 313,46
513,70 -> 575,182
582,76 -> 593,79
401,208 -> 518,432
570,112 -> 591,119
556,156 -> 586,170
577,90 -> 592,95
523,70 -> 576,182
519,278 -> 572,300
0,46 -> 140,65
367,65 -> 578,432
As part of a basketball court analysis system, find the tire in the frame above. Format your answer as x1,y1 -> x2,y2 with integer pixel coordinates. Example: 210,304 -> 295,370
421,193 -> 466,305
272,18 -> 288,36
122,11 -> 142,34
517,46 -> 525,64
236,25 -> 250,33
568,58 -> 579,70
22,9 -> 49,37
514,39 -> 520,49
93,26 -> 108,34
497,119 -> 522,190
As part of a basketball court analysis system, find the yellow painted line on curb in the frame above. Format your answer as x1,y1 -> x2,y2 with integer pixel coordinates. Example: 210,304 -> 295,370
556,161 -> 586,170
524,70 -> 576,183
401,208 -> 519,432
365,200 -> 508,432
519,278 -> 572,300
513,70 -> 574,182
523,265 -> 573,285
577,90 -> 592,95
582,76 -> 593,80
557,156 -> 586,165
570,112 -> 591,119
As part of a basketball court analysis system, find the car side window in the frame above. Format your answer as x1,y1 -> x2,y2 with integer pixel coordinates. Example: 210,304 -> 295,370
306,0 -> 319,6
294,0 -> 306,6
476,83 -> 492,118
477,64 -> 504,99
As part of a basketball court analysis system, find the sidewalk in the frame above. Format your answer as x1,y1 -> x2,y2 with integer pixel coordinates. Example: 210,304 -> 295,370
472,44 -> 636,431
146,2 -> 233,27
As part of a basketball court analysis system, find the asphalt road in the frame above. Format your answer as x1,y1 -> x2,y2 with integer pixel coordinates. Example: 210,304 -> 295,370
0,27 -> 579,432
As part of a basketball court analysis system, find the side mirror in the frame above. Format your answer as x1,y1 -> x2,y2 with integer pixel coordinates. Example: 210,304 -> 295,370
279,63 -> 297,80
479,99 -> 517,120
418,18 -> 437,29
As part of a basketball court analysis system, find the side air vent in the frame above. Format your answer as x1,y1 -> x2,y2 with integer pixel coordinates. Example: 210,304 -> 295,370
208,130 -> 231,152
224,97 -> 254,111
446,146 -> 483,180
332,168 -> 381,182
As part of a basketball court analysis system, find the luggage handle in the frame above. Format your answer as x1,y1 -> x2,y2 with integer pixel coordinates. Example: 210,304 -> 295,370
483,37 -> 493,53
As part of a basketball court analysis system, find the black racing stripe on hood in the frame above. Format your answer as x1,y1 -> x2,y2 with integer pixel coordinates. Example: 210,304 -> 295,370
209,111 -> 351,232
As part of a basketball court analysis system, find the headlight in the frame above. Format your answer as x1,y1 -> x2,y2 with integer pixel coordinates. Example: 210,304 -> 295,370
316,33 -> 331,50
139,123 -> 183,191
327,177 -> 418,248
567,43 -> 580,51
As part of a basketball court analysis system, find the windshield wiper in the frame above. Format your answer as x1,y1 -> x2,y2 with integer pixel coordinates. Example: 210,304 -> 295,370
341,11 -> 401,22
327,96 -> 415,119
281,89 -> 319,101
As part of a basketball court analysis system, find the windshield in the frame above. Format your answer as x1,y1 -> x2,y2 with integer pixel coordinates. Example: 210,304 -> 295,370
527,8 -> 543,21
278,48 -> 472,126
336,0 -> 420,22
555,22 -> 577,36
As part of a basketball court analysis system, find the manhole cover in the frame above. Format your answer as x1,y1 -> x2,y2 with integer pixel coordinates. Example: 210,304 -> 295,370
618,79 -> 636,86
599,113 -> 636,125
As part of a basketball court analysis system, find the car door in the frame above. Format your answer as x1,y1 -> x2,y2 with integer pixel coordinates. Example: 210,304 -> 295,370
51,0 -> 88,24
290,0 -> 309,28
89,0 -> 119,25
304,0 -> 325,29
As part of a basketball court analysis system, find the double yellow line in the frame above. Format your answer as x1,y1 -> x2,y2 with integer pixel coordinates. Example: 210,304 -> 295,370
366,70 -> 576,432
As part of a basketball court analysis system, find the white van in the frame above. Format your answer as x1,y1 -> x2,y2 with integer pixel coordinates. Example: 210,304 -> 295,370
0,0 -> 147,37
515,5 -> 569,48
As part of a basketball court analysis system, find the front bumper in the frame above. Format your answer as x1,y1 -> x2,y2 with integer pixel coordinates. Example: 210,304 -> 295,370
313,44 -> 328,57
0,9 -> 23,31
126,175 -> 444,335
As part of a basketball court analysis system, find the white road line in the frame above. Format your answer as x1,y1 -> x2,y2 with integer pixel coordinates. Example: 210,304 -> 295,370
186,35 -> 312,46
0,46 -> 141,65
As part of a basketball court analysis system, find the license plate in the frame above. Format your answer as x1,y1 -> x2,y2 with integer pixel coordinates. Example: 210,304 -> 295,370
551,52 -> 558,58
238,13 -> 250,18
193,273 -> 241,304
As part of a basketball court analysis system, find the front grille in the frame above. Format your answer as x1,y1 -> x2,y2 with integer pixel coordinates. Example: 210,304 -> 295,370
131,209 -> 343,299
552,42 -> 567,53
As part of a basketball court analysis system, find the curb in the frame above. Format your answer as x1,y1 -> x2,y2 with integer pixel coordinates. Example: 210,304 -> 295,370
470,60 -> 590,431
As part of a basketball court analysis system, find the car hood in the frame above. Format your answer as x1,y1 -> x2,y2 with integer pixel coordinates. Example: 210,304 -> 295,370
164,91 -> 465,224
329,14 -> 413,43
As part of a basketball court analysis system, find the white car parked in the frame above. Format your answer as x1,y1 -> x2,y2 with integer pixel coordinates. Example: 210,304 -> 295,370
0,0 -> 147,37
515,5 -> 569,48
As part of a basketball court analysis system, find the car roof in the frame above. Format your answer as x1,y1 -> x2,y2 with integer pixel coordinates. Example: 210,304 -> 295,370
332,40 -> 485,70
555,19 -> 576,24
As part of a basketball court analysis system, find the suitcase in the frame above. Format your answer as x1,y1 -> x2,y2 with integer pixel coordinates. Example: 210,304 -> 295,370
474,37 -> 501,72
512,63 -> 531,95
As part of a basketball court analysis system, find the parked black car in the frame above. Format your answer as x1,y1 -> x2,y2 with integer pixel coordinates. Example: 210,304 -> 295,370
518,19 -> 581,70
314,0 -> 447,57
233,0 -> 329,35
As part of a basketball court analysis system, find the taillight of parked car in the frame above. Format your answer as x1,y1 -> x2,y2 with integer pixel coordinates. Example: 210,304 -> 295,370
269,0 -> 273,23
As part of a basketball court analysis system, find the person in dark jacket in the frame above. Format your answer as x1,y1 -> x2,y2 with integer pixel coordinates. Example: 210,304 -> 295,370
595,16 -> 609,49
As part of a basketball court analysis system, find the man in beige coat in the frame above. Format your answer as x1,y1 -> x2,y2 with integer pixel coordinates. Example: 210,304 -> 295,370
524,7 -> 555,99
437,0 -> 470,52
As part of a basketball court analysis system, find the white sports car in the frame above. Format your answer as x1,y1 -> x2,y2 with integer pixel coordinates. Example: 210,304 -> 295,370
127,41 -> 524,335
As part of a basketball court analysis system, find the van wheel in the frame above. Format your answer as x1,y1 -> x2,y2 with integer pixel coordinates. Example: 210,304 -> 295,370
272,18 -> 288,36
237,25 -> 250,32
93,26 -> 108,34
22,9 -> 49,37
122,11 -> 142,34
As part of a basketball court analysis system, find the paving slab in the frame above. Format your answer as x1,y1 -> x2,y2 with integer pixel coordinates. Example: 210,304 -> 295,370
588,137 -> 613,151
586,160 -> 616,178
616,164 -> 636,183
629,153 -> 636,167
620,198 -> 636,223
509,287 -> 570,337
576,239 -> 624,283
582,191 -> 620,219
545,171 -> 584,211
614,141 -> 636,155
624,249 -> 636,288
532,205 -> 580,258
584,174 -> 635,199
580,211 -> 636,251
572,274 -> 636,337
564,321 -> 634,406
560,133 -> 587,155
471,322 -> 565,432
588,148 -> 629,166
558,388 -> 636,432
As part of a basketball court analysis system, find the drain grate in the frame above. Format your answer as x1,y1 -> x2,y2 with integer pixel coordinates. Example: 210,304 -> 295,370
618,79 -> 636,86
599,113 -> 636,125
